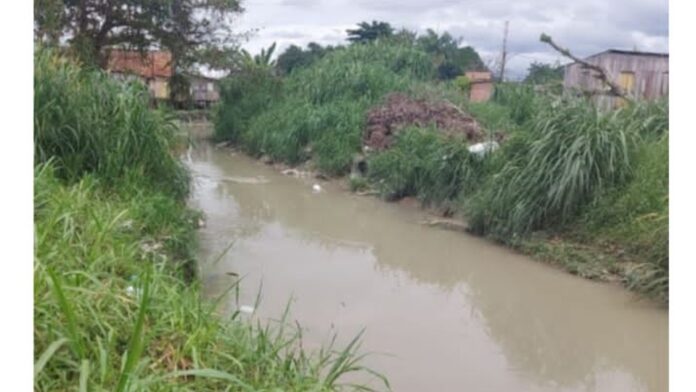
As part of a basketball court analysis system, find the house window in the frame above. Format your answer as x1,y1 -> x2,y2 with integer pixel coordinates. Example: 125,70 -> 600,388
207,82 -> 214,92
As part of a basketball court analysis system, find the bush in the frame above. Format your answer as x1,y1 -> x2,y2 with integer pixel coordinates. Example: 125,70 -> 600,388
581,134 -> 668,299
34,49 -> 189,199
214,67 -> 283,142
465,98 -> 639,238
367,126 -> 482,205
216,41 -> 436,175
491,83 -> 539,126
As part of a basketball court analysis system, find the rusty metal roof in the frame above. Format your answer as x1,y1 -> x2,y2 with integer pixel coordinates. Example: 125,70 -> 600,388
106,50 -> 173,78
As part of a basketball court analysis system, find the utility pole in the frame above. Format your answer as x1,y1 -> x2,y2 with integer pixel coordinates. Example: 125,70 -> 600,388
499,20 -> 509,82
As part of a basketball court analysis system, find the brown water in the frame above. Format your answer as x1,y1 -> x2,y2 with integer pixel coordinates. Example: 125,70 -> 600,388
186,140 -> 667,392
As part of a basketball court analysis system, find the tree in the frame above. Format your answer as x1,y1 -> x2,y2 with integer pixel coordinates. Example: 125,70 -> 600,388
346,21 -> 394,44
415,29 -> 485,80
524,61 -> 564,84
34,0 -> 244,69
276,42 -> 336,75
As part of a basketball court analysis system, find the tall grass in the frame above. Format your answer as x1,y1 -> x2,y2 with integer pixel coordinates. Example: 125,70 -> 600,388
215,41 -> 435,175
367,126 -> 483,206
35,48 -> 382,390
462,97 -> 668,299
34,48 -> 189,199
35,164 -> 381,390
465,98 -> 638,237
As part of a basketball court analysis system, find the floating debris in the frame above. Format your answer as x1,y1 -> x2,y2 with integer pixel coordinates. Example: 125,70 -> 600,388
312,184 -> 322,193
220,176 -> 269,184
239,305 -> 255,314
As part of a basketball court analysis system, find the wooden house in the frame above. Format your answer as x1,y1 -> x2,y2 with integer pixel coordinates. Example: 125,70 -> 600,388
564,49 -> 668,108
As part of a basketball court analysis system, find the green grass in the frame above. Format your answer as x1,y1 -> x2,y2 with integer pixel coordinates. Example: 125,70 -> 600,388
34,48 -> 383,390
213,37 -> 669,300
34,48 -> 189,199
215,41 -> 436,175
35,165 -> 380,391
367,126 -> 483,206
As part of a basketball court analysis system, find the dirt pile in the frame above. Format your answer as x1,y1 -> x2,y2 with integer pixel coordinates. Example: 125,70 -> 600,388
363,93 -> 484,150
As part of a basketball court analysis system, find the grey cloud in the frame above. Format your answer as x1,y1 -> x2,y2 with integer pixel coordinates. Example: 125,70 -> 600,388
235,0 -> 667,79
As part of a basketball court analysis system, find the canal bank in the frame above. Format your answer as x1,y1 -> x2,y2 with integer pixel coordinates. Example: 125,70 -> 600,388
186,133 -> 668,392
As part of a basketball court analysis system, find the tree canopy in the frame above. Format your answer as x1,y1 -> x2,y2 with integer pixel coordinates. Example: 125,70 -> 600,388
346,21 -> 394,44
34,0 -> 244,69
415,29 -> 485,80
276,42 -> 336,75
524,61 -> 565,84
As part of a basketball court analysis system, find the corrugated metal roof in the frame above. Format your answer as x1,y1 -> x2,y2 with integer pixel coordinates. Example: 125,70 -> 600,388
589,49 -> 669,59
106,50 -> 173,78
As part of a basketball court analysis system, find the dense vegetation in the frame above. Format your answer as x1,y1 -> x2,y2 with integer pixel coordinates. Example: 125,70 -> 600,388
216,41 -> 435,175
34,49 -> 379,390
214,38 -> 669,302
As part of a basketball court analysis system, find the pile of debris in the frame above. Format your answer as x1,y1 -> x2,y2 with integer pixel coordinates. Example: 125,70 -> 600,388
363,93 -> 484,151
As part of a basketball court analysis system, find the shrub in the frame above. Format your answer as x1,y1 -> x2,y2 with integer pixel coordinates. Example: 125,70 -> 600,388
492,83 -> 539,126
368,126 -> 482,205
214,67 -> 283,142
216,41 -> 436,175
465,98 -> 638,238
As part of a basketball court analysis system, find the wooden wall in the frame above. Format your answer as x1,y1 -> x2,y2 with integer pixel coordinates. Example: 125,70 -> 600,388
564,51 -> 668,108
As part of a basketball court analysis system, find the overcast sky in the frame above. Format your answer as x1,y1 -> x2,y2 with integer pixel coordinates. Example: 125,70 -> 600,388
230,0 -> 668,79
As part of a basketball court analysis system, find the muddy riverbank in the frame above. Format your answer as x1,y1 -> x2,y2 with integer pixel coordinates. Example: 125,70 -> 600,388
185,133 -> 667,392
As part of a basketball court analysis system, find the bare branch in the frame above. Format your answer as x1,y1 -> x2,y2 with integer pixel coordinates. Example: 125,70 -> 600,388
540,33 -> 630,100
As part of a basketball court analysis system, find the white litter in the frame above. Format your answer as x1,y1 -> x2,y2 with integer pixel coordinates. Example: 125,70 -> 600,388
468,141 -> 500,158
312,184 -> 322,193
239,305 -> 255,314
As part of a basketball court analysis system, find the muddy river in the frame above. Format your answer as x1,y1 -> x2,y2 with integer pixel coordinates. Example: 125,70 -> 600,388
185,137 -> 667,392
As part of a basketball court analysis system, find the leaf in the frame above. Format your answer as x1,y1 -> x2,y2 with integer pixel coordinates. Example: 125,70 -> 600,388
34,338 -> 68,378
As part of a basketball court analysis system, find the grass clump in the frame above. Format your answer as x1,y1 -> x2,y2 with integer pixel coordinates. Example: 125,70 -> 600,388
465,98 -> 638,238
35,48 -> 383,390
35,164 -> 378,391
367,126 -> 482,206
34,48 -> 189,199
463,96 -> 669,300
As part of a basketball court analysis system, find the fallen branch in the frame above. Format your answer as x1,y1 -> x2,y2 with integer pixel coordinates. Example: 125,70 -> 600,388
540,33 -> 629,100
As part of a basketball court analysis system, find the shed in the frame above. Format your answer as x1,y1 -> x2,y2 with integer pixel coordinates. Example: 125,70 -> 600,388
564,49 -> 668,108
465,71 -> 493,103
185,74 -> 220,108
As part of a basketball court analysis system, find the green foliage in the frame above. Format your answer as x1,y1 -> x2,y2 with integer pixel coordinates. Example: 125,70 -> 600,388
34,0 -> 243,68
368,127 -> 482,205
581,134 -> 668,299
465,98 -> 640,238
34,164 -> 380,391
454,75 -> 471,93
524,61 -> 564,85
276,42 -> 337,75
34,46 -> 381,390
214,67 -> 283,142
34,48 -> 190,199
415,29 -> 485,80
239,42 -> 278,70
217,41 -> 435,175
492,83 -> 540,126
346,20 -> 394,44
